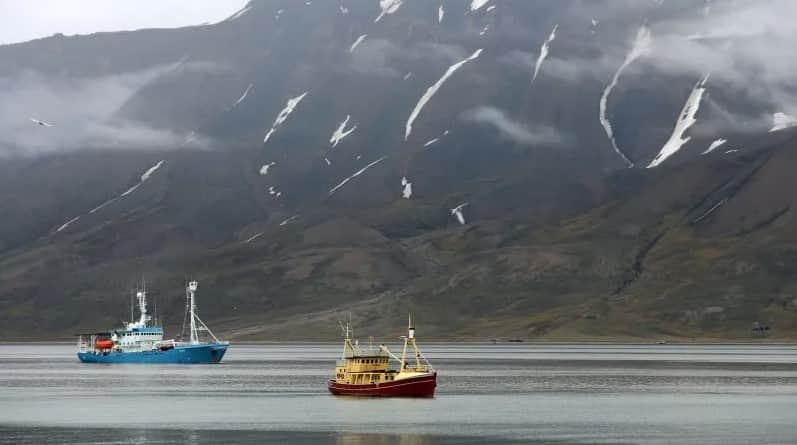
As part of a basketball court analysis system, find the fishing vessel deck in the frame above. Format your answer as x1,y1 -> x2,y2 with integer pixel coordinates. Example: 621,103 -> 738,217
328,317 -> 436,397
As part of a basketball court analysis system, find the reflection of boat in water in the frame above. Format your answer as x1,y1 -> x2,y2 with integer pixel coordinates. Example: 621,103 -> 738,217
77,281 -> 228,364
328,316 -> 436,397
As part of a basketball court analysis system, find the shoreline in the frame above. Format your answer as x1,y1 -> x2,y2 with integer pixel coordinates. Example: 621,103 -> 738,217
1,339 -> 795,345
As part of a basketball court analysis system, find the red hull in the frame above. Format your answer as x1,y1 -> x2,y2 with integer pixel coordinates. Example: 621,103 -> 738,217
328,373 -> 437,397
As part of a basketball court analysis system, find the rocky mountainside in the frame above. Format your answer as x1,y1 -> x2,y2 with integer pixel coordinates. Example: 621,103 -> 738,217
2,0 -> 797,340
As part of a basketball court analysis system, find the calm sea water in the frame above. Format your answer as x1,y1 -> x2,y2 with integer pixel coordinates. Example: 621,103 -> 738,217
1,343 -> 797,444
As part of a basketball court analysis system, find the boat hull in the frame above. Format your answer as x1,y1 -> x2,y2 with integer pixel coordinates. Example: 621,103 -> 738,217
77,343 -> 228,364
328,373 -> 436,397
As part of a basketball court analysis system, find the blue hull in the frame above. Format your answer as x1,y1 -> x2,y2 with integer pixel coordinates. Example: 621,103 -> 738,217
77,343 -> 228,364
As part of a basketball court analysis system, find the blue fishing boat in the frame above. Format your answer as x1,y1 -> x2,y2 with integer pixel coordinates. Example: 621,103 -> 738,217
77,281 -> 229,364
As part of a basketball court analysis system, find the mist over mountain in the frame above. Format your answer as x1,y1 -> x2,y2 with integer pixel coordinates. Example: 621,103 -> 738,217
2,0 -> 797,340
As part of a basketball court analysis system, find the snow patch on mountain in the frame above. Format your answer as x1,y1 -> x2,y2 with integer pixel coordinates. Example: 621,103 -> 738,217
89,197 -> 118,214
120,184 -> 141,198
280,215 -> 299,226
769,112 -> 797,132
693,198 -> 726,223
648,75 -> 709,168
702,138 -> 727,154
121,160 -> 165,197
140,160 -> 165,182
244,232 -> 263,243
599,26 -> 652,168
470,0 -> 490,12
55,216 -> 80,233
405,49 -> 483,141
350,34 -> 367,52
232,84 -> 253,108
329,156 -> 387,195
375,0 -> 403,23
264,92 -> 308,144
423,129 -> 450,148
56,160 -> 165,232
330,115 -> 357,148
401,176 -> 413,199
532,24 -> 558,83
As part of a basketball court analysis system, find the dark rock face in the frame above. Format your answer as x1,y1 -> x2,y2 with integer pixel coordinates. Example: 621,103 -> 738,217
2,0 -> 797,340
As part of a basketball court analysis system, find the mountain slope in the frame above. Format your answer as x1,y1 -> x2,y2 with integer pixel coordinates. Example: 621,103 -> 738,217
1,0 -> 796,340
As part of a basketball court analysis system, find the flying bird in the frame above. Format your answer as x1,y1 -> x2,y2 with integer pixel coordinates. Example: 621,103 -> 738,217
260,162 -> 276,176
450,203 -> 469,225
30,118 -> 53,127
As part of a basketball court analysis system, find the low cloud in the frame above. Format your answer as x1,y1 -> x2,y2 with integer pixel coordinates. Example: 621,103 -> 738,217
349,39 -> 469,79
0,59 -> 215,157
461,106 -> 563,146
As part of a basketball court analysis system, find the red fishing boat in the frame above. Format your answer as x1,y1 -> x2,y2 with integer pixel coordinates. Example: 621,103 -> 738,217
328,316 -> 436,397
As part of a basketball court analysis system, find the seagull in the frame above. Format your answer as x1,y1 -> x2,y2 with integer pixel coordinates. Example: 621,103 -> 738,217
450,203 -> 469,225
30,118 -> 53,127
259,162 -> 276,176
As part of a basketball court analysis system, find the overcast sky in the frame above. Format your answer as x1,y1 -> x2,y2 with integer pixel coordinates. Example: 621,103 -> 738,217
0,0 -> 248,46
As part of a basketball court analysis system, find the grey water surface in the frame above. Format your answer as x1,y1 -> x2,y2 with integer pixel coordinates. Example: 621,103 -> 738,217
1,343 -> 796,444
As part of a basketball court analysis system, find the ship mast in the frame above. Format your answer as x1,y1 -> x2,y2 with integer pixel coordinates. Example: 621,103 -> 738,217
394,313 -> 432,371
400,314 -> 411,369
340,316 -> 358,358
188,281 -> 198,344
185,280 -> 220,345
137,290 -> 148,326
125,280 -> 152,329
